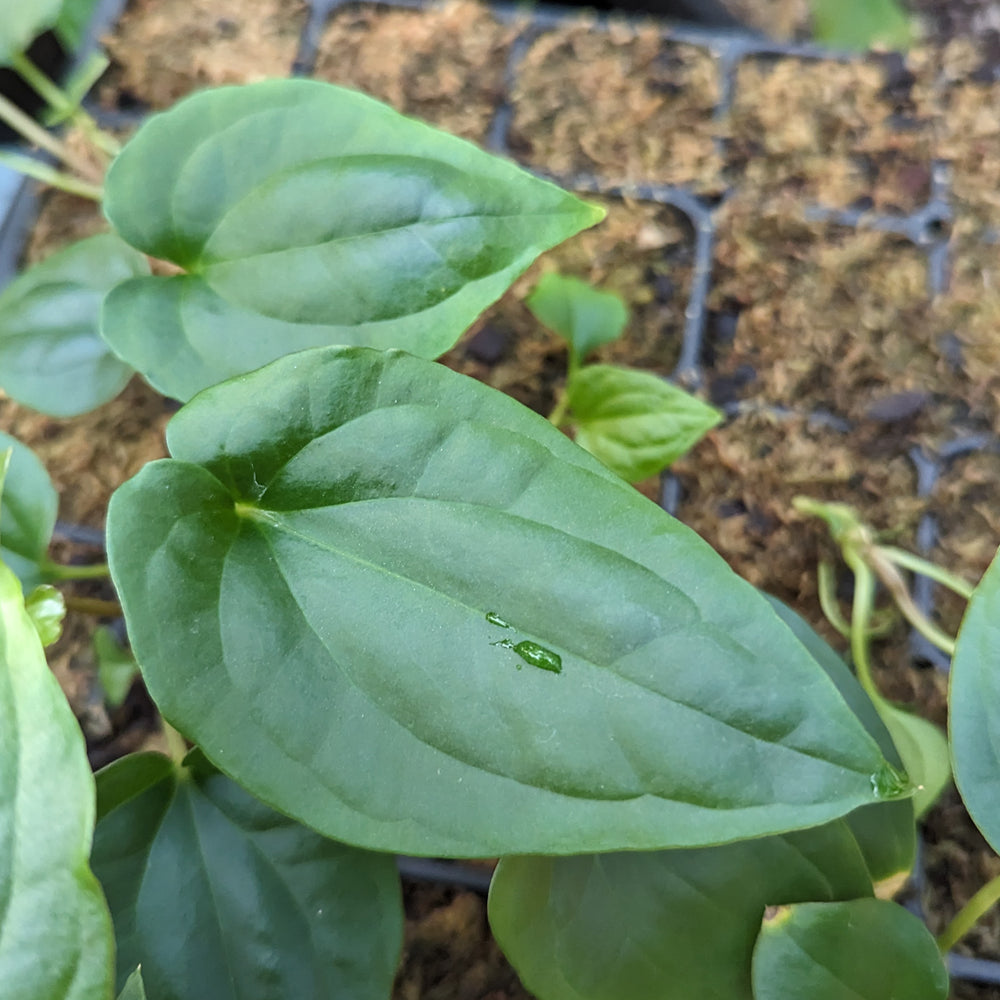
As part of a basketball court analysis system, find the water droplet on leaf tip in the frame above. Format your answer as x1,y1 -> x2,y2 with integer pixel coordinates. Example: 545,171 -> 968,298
485,611 -> 511,628
870,761 -> 910,800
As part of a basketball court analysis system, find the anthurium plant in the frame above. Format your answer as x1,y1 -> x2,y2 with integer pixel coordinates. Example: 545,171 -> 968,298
0,6 -> 997,999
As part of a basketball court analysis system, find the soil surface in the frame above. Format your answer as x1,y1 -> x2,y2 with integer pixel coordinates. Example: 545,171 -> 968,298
3,0 -> 1000,998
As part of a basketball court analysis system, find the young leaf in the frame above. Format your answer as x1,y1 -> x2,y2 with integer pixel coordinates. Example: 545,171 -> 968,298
0,561 -> 114,1000
0,0 -> 61,65
94,625 -> 138,707
0,430 -> 58,589
567,364 -> 722,482
752,899 -> 948,999
0,233 -> 147,417
101,79 -> 604,401
762,595 -> 915,884
951,545 -> 1000,852
810,0 -> 913,51
107,346 -> 906,857
117,968 -> 147,1000
489,821 -> 872,1000
526,273 -> 628,369
90,750 -> 403,1000
25,582 -> 66,646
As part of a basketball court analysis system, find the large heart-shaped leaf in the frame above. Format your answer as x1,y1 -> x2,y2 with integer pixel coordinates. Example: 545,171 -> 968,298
951,545 -> 1000,852
0,560 -> 114,1000
91,750 -> 402,1000
0,0 -> 60,64
107,346 -> 906,857
0,233 -> 147,416
0,432 -> 58,590
101,79 -> 603,401
566,365 -> 723,482
489,821 -> 872,1000
752,899 -> 948,999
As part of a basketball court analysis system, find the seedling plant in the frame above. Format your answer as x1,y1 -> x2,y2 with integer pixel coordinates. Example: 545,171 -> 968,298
1,5 -> 999,1000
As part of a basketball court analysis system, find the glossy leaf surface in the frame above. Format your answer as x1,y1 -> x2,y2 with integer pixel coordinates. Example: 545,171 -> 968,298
951,545 -> 1000,852
489,822 -> 872,1000
0,234 -> 146,416
0,561 -> 113,1000
101,79 -> 603,401
752,899 -> 948,1000
91,750 -> 403,1000
0,0 -> 60,64
526,273 -> 628,367
108,346 -> 903,856
0,431 -> 57,589
764,595 -> 915,883
567,364 -> 722,482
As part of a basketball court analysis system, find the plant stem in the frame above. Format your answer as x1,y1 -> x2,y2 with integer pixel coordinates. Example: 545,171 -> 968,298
162,721 -> 189,767
64,595 -> 121,617
938,874 -> 1000,953
10,52 -> 120,159
548,390 -> 570,428
845,552 -> 881,705
866,547 -> 957,656
0,92 -> 99,180
878,545 -> 976,601
817,559 -> 852,639
41,560 -> 110,581
0,151 -> 102,201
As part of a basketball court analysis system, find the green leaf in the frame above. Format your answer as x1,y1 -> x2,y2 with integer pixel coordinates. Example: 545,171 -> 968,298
117,968 -> 147,1000
879,704 -> 950,819
526,273 -> 628,368
0,233 -> 147,417
53,0 -> 103,51
94,625 -> 139,707
107,345 -> 904,857
810,0 -> 913,50
567,364 -> 722,482
101,79 -> 603,402
752,899 -> 948,999
489,821 -> 872,1000
951,545 -> 1000,852
0,560 -> 114,1000
91,750 -> 403,1000
0,431 -> 58,589
0,0 -> 61,65
764,595 -> 915,885
25,582 -> 66,645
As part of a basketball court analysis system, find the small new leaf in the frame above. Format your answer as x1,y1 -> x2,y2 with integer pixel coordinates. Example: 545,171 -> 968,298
0,233 -> 147,416
94,625 -> 138,707
567,364 -> 722,482
25,583 -> 66,646
526,273 -> 628,369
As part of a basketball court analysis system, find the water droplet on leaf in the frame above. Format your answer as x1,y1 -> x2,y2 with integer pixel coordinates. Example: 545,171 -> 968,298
486,611 -> 511,628
870,761 -> 910,800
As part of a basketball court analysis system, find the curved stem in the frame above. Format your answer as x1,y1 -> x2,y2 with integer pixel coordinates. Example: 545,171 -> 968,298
64,595 -> 120,617
938,873 -> 1000,953
0,151 -> 102,200
845,552 -> 881,705
0,92 -> 97,179
11,52 -> 120,159
817,559 -> 852,639
878,545 -> 976,601
548,389 -> 571,428
41,560 -> 110,581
